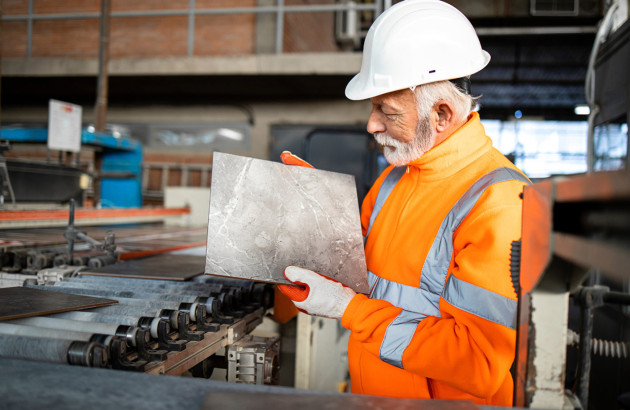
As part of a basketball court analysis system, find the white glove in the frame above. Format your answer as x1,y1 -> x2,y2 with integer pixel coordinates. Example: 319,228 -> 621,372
278,266 -> 356,320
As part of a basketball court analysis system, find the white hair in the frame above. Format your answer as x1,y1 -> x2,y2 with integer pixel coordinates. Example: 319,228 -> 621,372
413,79 -> 476,125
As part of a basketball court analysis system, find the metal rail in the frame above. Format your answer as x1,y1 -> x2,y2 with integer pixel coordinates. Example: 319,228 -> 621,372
2,1 -> 382,58
0,207 -> 190,229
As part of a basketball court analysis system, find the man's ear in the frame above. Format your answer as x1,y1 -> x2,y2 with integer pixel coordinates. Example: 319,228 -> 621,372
433,100 -> 455,132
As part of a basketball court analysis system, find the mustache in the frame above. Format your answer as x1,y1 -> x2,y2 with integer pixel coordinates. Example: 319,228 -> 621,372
373,133 -> 399,147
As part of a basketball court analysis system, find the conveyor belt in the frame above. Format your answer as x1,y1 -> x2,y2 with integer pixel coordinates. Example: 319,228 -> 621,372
0,273 -> 273,377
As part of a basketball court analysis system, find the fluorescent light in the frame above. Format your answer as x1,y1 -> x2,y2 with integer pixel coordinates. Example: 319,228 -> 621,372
216,128 -> 244,141
574,105 -> 590,115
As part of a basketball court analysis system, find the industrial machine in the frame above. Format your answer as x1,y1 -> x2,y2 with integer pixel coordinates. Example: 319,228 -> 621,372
0,126 -> 143,208
514,5 -> 630,408
515,170 -> 630,409
3,273 -> 276,379
0,251 -> 277,384
0,203 -> 278,386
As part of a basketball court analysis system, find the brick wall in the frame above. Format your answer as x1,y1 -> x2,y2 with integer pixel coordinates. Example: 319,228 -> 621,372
113,0 -> 188,12
111,16 -> 189,58
3,0 -> 29,14
32,19 -> 100,58
283,0 -> 339,53
2,22 -> 28,58
1,0 -> 342,59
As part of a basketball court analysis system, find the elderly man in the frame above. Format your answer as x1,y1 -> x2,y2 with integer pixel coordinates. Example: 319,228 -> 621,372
279,0 -> 530,406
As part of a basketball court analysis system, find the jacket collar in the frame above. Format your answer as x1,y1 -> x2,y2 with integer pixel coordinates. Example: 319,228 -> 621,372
406,112 -> 491,181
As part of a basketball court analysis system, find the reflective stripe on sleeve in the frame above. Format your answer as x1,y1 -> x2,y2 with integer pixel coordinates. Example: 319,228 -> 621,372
370,274 -> 440,317
443,274 -> 517,330
379,310 -> 427,369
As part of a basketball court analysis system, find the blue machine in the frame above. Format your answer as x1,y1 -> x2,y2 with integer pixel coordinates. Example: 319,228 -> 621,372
0,127 -> 143,208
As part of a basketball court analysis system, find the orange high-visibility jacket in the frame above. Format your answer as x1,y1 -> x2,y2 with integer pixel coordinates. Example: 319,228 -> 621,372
341,112 -> 530,406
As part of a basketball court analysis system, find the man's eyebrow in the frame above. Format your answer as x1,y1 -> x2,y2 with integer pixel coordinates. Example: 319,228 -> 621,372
380,101 -> 404,112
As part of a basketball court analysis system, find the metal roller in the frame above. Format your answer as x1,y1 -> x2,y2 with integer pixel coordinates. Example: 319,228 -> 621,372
0,322 -> 144,371
34,285 -> 221,331
194,277 -> 270,306
87,304 -> 205,342
94,300 -> 219,333
48,282 -> 208,318
72,275 -> 224,294
35,283 -> 234,323
98,274 -> 254,298
65,276 -> 264,311
251,282 -> 274,309
67,281 -> 231,324
71,275 -> 261,307
49,310 -> 155,330
10,316 -> 147,348
2,251 -> 26,273
53,279 -> 224,303
26,251 -> 54,271
208,290 -> 245,318
0,333 -> 107,368
33,283 -> 199,305
96,292 -> 218,331
65,279 -> 234,304
48,310 -> 179,356
192,275 -> 254,289
0,321 -> 105,341
53,254 -> 69,267
197,295 -> 234,323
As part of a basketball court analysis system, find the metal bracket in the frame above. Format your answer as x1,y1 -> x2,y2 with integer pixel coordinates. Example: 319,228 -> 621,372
227,335 -> 280,385
64,198 -> 119,266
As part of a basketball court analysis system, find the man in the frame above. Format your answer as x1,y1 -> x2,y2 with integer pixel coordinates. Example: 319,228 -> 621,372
279,0 -> 530,406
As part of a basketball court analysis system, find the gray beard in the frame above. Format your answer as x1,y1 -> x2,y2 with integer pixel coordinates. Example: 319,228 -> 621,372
374,118 -> 435,166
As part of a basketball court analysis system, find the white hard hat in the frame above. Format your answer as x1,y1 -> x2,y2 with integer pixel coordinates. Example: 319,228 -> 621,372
345,0 -> 490,101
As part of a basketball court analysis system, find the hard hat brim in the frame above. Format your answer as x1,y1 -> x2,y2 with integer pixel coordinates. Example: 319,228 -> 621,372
344,50 -> 490,101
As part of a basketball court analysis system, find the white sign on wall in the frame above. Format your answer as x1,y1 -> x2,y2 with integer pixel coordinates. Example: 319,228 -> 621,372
48,99 -> 82,153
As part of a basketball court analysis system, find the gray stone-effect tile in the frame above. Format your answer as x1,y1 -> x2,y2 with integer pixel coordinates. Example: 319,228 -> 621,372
205,152 -> 369,294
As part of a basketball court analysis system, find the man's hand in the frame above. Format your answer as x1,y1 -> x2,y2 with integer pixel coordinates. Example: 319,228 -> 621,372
277,266 -> 356,320
280,151 -> 315,169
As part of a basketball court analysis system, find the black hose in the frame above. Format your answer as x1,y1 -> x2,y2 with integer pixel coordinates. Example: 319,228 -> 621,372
509,240 -> 521,297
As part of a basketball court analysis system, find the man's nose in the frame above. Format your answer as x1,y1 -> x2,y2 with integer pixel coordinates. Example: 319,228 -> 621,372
367,110 -> 385,134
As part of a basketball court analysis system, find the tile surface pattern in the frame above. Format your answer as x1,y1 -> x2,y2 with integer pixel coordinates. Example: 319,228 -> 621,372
206,153 -> 368,293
